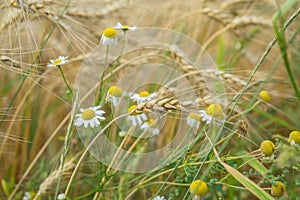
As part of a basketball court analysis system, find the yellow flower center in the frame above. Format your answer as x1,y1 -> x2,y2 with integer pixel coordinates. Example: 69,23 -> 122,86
53,59 -> 62,66
206,104 -> 223,117
146,118 -> 154,125
139,91 -> 150,97
260,140 -> 275,156
103,28 -> 117,38
271,181 -> 286,197
82,109 -> 96,120
122,25 -> 130,30
259,90 -> 271,102
288,130 -> 300,144
108,86 -> 123,97
189,113 -> 202,121
190,180 -> 208,196
128,105 -> 137,115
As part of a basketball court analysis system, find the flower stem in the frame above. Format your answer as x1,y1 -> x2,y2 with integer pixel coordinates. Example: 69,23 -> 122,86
96,45 -> 110,106
57,65 -> 73,96
120,31 -> 126,57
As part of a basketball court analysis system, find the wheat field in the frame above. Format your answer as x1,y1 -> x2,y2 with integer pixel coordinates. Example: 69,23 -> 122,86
0,0 -> 300,199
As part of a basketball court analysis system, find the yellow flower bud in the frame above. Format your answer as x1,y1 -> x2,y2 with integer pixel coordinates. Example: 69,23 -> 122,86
206,104 -> 223,117
108,86 -> 123,97
260,140 -> 275,156
259,90 -> 271,102
288,130 -> 300,144
271,181 -> 286,197
190,180 -> 208,196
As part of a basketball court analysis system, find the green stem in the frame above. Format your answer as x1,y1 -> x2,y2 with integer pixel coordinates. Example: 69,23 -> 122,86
120,31 -> 127,58
54,103 -> 76,198
96,45 -> 110,106
57,65 -> 73,96
273,7 -> 300,101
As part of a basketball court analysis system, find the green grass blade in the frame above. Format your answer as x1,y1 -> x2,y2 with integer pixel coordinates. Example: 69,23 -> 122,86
219,159 -> 273,200
240,152 -> 268,176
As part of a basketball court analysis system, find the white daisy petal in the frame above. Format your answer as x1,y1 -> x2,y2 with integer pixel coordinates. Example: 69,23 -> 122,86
131,117 -> 137,126
47,55 -> 68,67
141,114 -> 147,121
130,91 -> 156,105
153,196 -> 165,200
113,22 -> 137,31
74,106 -> 106,128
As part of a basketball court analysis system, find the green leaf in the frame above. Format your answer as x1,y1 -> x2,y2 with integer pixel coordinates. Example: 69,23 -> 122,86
1,179 -> 10,197
241,154 -> 268,176
219,160 -> 273,200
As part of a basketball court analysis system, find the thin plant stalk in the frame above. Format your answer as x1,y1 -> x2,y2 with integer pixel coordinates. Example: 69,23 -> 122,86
96,45 -> 110,106
57,65 -> 73,96
64,113 -> 129,196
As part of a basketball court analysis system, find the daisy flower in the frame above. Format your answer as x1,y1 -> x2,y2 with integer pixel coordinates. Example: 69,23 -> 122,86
190,180 -> 208,196
186,113 -> 202,128
206,104 -> 223,118
106,86 -> 123,107
74,106 -> 105,128
47,56 -> 68,67
259,90 -> 271,102
199,110 -> 213,124
22,192 -> 31,200
118,130 -> 127,137
153,196 -> 166,200
260,140 -> 275,157
140,118 -> 160,135
271,181 -> 286,198
127,105 -> 147,126
114,22 -> 137,32
130,91 -> 157,105
57,193 -> 67,200
100,27 -> 118,46
288,130 -> 300,146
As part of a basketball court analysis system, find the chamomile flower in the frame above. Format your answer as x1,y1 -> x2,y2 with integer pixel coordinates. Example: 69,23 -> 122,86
106,86 -> 123,107
260,140 -> 275,157
57,193 -> 67,200
186,113 -> 202,128
47,56 -> 68,67
127,105 -> 147,126
130,91 -> 157,105
271,181 -> 286,197
118,130 -> 127,137
100,27 -> 118,46
288,130 -> 300,145
140,118 -> 160,135
153,196 -> 165,200
190,180 -> 208,196
259,90 -> 271,102
199,110 -> 213,124
22,192 -> 31,200
74,106 -> 105,128
206,104 -> 223,118
114,22 -> 137,32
